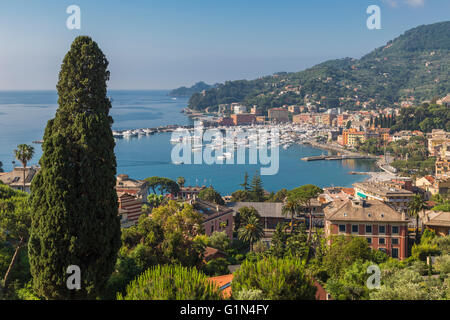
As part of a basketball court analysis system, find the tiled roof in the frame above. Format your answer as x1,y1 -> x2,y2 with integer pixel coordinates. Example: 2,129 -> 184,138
324,199 -> 409,223
228,202 -> 285,218
424,211 -> 450,227
208,274 -> 233,298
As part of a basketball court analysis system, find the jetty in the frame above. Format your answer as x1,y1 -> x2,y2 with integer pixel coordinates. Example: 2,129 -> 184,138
301,155 -> 376,161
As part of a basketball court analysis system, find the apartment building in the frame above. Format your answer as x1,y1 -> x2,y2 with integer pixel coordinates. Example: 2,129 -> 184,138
353,181 -> 414,212
324,199 -> 410,260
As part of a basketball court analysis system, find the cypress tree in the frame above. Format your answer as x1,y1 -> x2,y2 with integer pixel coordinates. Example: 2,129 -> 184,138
28,36 -> 121,299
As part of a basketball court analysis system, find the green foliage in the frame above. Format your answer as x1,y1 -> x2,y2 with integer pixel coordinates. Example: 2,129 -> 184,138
230,190 -> 251,202
117,265 -> 223,300
144,193 -> 165,210
202,258 -> 229,277
145,176 -> 180,195
323,236 -> 375,278
28,36 -> 121,299
238,214 -> 264,252
233,289 -> 266,300
266,188 -> 288,203
207,231 -> 230,251
169,81 -> 215,98
392,103 -> 450,133
434,255 -> 450,275
232,257 -> 316,300
104,201 -> 206,299
370,267 -> 447,300
249,174 -> 265,202
188,22 -> 450,112
325,260 -> 373,300
198,187 -> 225,205
234,206 -> 260,231
0,183 -> 27,200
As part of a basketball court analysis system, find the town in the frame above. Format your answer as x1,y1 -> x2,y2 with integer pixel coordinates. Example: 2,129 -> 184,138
2,93 -> 450,300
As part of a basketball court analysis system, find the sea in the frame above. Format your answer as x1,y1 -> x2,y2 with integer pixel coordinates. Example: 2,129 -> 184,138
0,90 -> 378,195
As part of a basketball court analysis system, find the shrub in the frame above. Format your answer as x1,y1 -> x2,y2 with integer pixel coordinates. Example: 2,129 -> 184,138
232,257 -> 316,300
117,264 -> 223,300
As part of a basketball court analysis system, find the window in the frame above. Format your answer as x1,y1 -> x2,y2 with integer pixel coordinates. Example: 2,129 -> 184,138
392,248 -> 399,259
352,225 -> 359,233
367,237 -> 372,244
392,238 -> 399,245
379,237 -> 385,245
392,226 -> 399,234
366,225 -> 372,234
379,225 -> 386,234
339,225 -> 346,233
210,225 -> 214,233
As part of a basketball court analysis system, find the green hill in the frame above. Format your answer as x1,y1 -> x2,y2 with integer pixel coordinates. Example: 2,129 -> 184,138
188,21 -> 450,112
168,81 -> 216,97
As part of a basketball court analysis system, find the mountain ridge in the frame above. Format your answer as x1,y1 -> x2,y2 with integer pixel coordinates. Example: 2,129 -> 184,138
188,21 -> 450,112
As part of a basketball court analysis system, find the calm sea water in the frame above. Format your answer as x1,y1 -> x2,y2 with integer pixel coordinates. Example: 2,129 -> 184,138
0,90 -> 377,194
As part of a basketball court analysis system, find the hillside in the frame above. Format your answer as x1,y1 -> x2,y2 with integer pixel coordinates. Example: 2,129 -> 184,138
168,81 -> 216,97
188,21 -> 450,112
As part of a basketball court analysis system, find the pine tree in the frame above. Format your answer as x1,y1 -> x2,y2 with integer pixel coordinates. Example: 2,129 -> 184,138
240,172 -> 249,191
249,174 -> 264,202
28,36 -> 121,299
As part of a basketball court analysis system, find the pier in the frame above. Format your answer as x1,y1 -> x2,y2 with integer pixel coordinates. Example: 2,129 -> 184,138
301,155 -> 376,161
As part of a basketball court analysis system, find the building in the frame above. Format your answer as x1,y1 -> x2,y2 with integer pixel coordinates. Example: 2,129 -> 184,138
436,94 -> 450,107
179,185 -> 207,200
427,129 -> 450,157
228,202 -> 289,243
192,199 -> 234,239
250,105 -> 262,115
268,108 -> 289,123
353,181 -> 414,212
218,117 -> 234,126
337,114 -> 350,127
230,113 -> 256,125
324,199 -> 410,260
116,174 -> 148,200
342,128 -> 365,147
423,211 -> 450,237
117,192 -> 144,228
0,166 -> 40,193
435,142 -> 450,178
288,105 -> 300,114
233,104 -> 247,114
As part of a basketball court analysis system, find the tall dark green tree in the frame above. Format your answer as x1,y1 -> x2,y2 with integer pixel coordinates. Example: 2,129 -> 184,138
28,36 -> 121,299
249,174 -> 265,202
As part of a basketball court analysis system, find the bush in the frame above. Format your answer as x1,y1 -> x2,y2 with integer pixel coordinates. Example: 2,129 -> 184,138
117,265 -> 223,300
232,257 -> 316,300
233,289 -> 266,300
203,258 -> 230,276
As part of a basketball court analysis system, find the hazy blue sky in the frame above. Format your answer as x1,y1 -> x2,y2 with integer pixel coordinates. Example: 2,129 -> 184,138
0,0 -> 448,90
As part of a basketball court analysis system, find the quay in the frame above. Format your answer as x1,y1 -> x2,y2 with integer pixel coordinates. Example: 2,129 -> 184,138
301,155 -> 376,161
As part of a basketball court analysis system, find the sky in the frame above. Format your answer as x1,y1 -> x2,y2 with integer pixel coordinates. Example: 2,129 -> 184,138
0,0 -> 448,90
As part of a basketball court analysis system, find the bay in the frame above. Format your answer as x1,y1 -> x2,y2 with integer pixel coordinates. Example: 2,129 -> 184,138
0,90 -> 376,195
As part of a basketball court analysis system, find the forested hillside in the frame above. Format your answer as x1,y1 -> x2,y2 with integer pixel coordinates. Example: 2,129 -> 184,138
188,21 -> 450,112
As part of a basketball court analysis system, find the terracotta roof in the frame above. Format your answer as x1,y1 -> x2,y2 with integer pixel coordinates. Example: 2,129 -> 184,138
208,274 -> 233,298
324,199 -> 409,223
203,247 -> 227,261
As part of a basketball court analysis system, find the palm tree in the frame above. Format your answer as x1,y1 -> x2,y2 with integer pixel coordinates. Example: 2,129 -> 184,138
13,144 -> 34,191
238,214 -> 264,252
408,193 -> 426,243
282,198 -> 299,233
